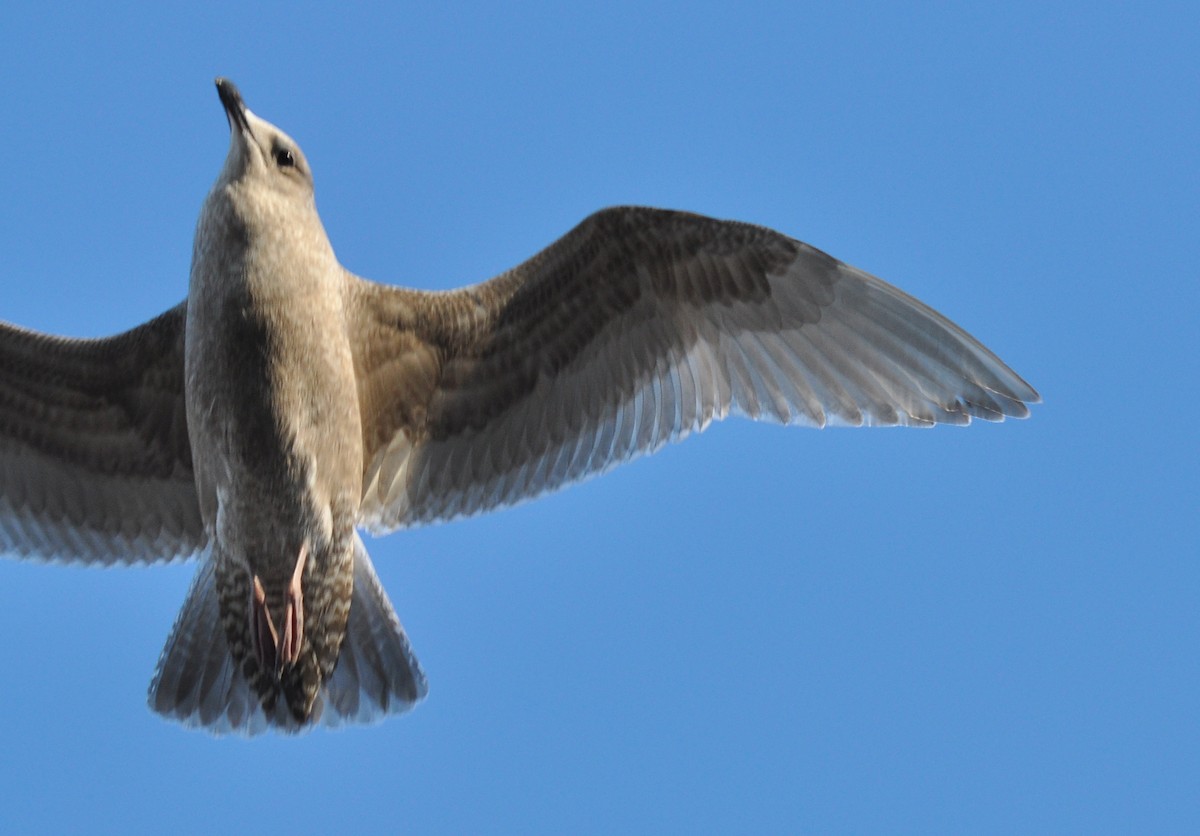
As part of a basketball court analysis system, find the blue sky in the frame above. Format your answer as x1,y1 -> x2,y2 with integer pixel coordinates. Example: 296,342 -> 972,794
0,2 -> 1196,832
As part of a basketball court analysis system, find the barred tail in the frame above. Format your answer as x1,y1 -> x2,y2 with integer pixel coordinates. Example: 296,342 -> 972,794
147,536 -> 427,735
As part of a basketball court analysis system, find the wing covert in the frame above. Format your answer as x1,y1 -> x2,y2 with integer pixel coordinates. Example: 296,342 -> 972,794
349,207 -> 1038,532
0,302 -> 205,563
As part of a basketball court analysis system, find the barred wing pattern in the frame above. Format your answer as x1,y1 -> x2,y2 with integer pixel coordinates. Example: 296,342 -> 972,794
351,207 -> 1038,532
0,303 -> 204,563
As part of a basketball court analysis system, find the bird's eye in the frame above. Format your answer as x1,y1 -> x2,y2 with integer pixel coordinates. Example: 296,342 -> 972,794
274,147 -> 295,168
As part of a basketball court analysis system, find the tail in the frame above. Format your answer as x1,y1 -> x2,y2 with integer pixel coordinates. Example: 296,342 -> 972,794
321,534 -> 429,727
148,536 -> 428,735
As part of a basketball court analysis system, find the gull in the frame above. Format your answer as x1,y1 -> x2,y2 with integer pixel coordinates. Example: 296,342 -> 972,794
0,79 -> 1038,734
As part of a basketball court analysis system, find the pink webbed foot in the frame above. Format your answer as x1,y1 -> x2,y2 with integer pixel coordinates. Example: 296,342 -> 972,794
248,544 -> 308,677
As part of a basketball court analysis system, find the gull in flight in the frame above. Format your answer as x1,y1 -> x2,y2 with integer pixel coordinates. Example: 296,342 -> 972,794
0,79 -> 1038,734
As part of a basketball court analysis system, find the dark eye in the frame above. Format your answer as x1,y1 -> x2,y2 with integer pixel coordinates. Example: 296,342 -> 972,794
274,147 -> 295,168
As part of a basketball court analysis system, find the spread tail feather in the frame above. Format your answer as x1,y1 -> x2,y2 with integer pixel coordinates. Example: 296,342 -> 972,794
322,534 -> 429,725
146,548 -> 270,733
147,536 -> 427,735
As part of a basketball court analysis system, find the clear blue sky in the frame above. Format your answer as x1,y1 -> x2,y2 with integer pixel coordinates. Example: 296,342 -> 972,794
1,3 -> 1195,833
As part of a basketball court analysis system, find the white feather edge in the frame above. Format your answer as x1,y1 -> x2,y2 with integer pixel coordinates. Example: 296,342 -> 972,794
359,250 -> 1036,533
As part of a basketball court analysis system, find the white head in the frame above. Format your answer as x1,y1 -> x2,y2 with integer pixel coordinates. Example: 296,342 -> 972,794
214,78 -> 315,202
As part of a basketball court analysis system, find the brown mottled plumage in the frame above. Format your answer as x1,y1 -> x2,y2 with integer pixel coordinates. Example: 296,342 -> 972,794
0,79 -> 1037,734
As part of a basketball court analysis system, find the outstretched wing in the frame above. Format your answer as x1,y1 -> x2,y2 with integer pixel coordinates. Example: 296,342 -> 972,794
349,207 -> 1038,532
0,302 -> 205,563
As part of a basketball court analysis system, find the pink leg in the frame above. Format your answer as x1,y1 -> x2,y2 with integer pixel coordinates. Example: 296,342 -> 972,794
279,544 -> 308,668
248,543 -> 308,676
250,574 -> 279,674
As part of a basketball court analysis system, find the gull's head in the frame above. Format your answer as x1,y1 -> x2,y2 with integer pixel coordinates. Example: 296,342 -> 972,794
212,78 -> 315,209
